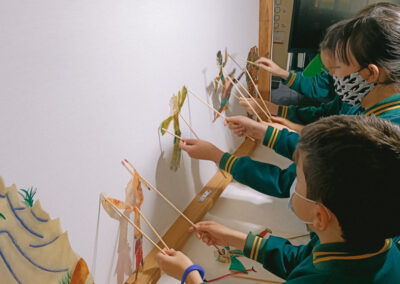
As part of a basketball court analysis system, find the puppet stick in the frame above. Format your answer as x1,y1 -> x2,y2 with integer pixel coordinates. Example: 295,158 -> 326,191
224,75 -> 263,122
232,275 -> 282,283
187,89 -> 255,142
179,113 -> 200,139
122,159 -> 224,255
228,54 -> 272,119
160,128 -> 183,141
231,54 -> 260,68
287,233 -> 310,241
122,160 -> 195,227
102,195 -> 165,254
187,89 -> 227,120
243,68 -> 272,119
135,206 -> 170,250
232,74 -> 271,121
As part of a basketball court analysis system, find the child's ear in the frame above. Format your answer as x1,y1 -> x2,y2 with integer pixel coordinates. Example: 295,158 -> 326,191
312,204 -> 330,231
363,64 -> 380,83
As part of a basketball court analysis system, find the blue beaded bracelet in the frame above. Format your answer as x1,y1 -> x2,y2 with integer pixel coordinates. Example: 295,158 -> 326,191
181,264 -> 205,284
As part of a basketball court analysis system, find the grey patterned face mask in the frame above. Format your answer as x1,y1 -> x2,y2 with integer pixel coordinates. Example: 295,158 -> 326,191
333,69 -> 377,106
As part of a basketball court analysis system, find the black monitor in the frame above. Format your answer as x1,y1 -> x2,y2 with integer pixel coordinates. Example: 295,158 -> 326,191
288,0 -> 400,53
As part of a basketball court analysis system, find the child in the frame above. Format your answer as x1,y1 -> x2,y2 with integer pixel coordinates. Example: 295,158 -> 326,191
181,4 -> 400,199
157,115 -> 400,283
240,19 -> 347,116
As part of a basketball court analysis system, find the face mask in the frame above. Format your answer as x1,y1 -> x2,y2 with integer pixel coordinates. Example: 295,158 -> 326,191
288,178 -> 331,225
333,69 -> 377,106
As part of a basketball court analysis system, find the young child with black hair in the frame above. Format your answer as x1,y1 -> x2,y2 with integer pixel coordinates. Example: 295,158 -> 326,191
157,115 -> 400,284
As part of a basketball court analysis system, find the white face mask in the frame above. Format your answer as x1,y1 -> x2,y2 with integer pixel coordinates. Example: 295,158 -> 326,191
288,178 -> 331,225
333,69 -> 377,106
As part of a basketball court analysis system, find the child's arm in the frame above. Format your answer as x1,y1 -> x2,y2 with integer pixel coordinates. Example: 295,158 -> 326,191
276,94 -> 344,125
256,57 -> 333,101
179,139 -> 296,198
192,221 -> 318,281
219,154 -> 296,198
243,232 -> 318,280
156,249 -> 204,284
281,71 -> 333,101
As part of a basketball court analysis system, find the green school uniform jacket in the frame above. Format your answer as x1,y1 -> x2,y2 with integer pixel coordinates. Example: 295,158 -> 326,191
219,93 -> 400,198
242,233 -> 400,283
283,71 -> 336,101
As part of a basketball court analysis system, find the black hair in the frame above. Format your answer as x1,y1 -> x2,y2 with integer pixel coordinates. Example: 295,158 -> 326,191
336,5 -> 400,84
319,19 -> 348,56
356,2 -> 400,17
297,115 -> 400,252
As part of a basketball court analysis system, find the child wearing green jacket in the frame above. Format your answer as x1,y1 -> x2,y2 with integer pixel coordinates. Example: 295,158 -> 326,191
156,115 -> 400,284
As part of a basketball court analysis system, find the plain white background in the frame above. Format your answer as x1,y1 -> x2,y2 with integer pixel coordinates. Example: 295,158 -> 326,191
0,1 -> 307,283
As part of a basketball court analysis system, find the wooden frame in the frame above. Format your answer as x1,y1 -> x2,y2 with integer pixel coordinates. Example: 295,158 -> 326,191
126,1 -> 272,282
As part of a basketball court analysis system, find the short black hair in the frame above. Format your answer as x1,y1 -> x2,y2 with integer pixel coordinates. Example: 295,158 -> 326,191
355,2 -> 400,17
336,5 -> 400,84
319,19 -> 348,56
297,115 -> 400,252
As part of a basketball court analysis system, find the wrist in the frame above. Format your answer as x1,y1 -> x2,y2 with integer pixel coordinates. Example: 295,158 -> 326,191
186,271 -> 203,284
279,70 -> 290,80
229,230 -> 247,250
211,147 -> 224,165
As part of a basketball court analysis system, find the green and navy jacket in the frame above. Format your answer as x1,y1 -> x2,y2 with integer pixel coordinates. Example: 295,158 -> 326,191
283,71 -> 336,101
219,93 -> 400,198
243,232 -> 400,283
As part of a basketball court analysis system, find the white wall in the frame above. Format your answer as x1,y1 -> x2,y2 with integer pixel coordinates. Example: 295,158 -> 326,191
0,1 -> 261,283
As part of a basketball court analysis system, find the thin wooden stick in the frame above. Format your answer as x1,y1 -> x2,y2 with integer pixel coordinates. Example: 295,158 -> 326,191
179,113 -> 200,139
231,54 -> 260,68
135,206 -> 169,250
122,159 -> 195,226
122,159 -> 224,255
160,127 -> 183,141
232,73 -> 271,121
287,233 -> 310,241
187,89 -> 227,120
101,194 -> 165,254
243,67 -> 272,119
188,89 -> 255,142
228,53 -> 272,119
224,74 -> 263,122
232,275 -> 282,283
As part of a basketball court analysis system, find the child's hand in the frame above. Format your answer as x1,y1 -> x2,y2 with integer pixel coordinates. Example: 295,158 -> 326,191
189,221 -> 247,250
225,116 -> 268,140
239,97 -> 279,116
270,116 -> 304,133
156,249 -> 203,284
180,139 -> 224,164
255,57 -> 290,80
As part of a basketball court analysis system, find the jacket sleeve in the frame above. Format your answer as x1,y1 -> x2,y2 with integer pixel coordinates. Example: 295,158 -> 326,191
243,232 -> 319,280
282,71 -> 333,101
219,153 -> 296,198
263,126 -> 299,160
276,94 -> 343,125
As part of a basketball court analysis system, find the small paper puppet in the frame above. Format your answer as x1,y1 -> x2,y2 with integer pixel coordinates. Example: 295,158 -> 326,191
215,48 -> 228,92
213,70 -> 246,122
101,169 -> 150,279
246,46 -> 260,98
160,86 -> 187,171
214,247 -> 247,273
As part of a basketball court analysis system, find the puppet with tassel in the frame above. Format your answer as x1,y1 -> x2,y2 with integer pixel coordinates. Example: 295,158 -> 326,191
160,86 -> 187,171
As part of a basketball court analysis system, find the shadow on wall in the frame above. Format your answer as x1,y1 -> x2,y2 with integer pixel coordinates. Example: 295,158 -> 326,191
149,151 -> 201,237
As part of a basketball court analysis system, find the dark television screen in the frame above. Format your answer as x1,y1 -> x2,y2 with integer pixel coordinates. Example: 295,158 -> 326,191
288,0 -> 400,53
